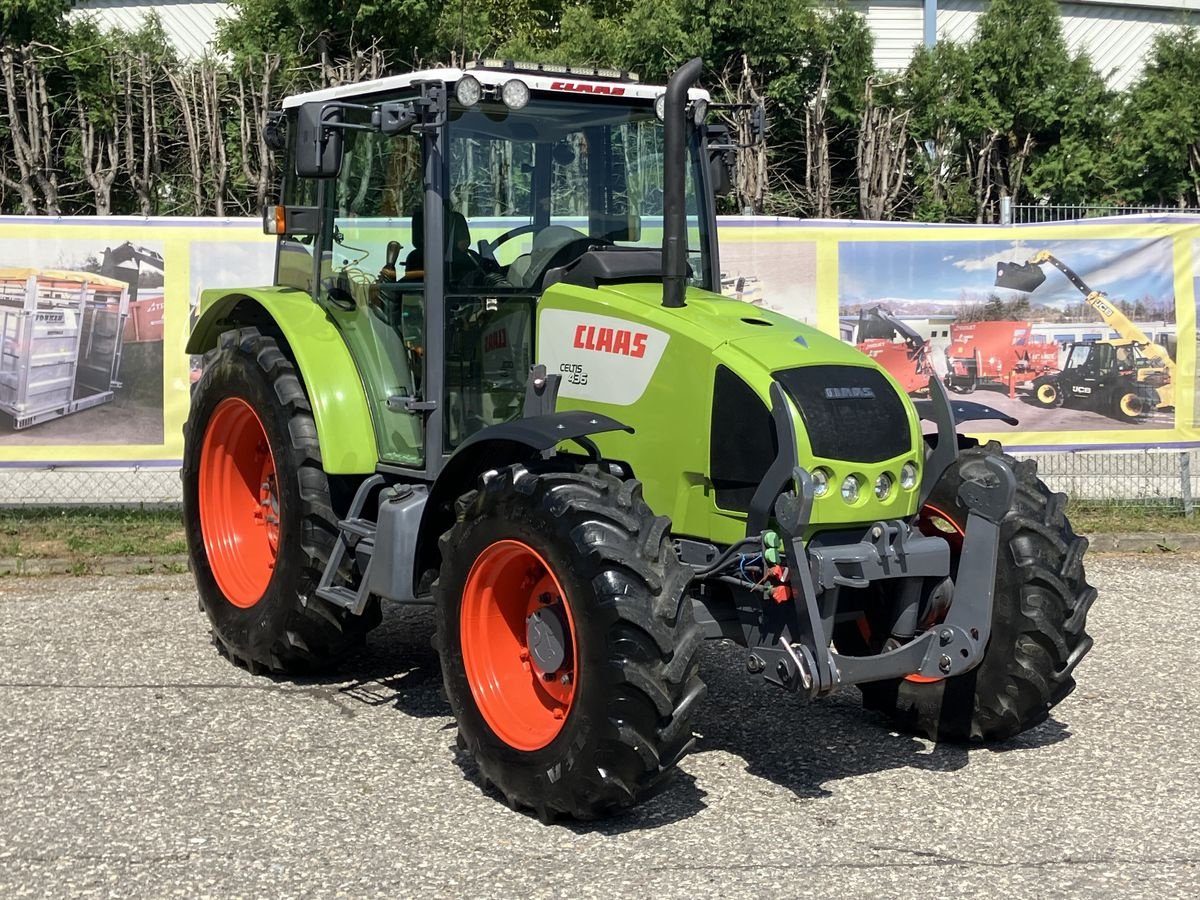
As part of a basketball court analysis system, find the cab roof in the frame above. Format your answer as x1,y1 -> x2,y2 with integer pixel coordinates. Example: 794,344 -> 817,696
281,63 -> 710,109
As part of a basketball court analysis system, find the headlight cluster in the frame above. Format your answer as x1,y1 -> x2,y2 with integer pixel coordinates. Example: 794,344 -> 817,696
810,461 -> 919,504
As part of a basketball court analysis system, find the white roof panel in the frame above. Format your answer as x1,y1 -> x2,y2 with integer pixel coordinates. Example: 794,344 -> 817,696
282,66 -> 708,109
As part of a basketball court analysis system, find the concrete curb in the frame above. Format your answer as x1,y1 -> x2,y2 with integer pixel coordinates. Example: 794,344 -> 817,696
1084,533 -> 1200,553
0,555 -> 189,576
2,535 -> 1199,578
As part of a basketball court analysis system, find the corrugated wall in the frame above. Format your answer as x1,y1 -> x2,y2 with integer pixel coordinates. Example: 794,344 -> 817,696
938,1 -> 1200,90
69,0 -> 229,58
848,1 -> 926,73
67,0 -> 1200,86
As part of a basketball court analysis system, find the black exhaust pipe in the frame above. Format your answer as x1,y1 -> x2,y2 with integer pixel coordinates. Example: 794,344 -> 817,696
662,57 -> 703,309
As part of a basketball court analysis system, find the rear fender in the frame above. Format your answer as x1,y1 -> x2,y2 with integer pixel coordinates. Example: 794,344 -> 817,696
187,288 -> 378,474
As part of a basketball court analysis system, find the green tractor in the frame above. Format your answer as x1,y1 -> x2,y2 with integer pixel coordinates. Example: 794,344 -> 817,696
184,59 -> 1096,821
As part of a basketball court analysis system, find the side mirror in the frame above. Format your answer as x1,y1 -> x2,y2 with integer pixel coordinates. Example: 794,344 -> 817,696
263,112 -> 287,151
704,123 -> 735,198
295,101 -> 344,178
749,103 -> 767,144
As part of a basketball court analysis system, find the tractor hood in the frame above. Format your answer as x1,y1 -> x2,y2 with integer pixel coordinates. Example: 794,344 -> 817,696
593,282 -> 861,367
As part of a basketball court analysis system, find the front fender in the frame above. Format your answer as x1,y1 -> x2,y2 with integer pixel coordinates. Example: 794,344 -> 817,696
187,288 -> 378,474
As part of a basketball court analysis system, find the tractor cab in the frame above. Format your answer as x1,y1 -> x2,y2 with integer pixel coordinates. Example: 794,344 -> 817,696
268,62 -> 727,471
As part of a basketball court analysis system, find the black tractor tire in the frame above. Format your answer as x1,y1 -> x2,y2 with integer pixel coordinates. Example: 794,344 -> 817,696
1112,385 -> 1146,422
433,463 -> 705,821
1031,376 -> 1064,409
835,441 -> 1096,742
182,327 -> 380,674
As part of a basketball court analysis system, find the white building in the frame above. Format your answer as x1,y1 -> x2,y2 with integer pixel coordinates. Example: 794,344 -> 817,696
70,0 -> 229,58
70,0 -> 1200,90
849,0 -> 1200,90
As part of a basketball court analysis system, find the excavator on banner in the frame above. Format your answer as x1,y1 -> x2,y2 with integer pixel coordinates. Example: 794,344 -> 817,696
854,306 -> 938,395
994,251 -> 1175,421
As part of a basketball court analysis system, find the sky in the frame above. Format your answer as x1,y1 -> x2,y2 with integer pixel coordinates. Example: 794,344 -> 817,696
838,237 -> 1175,313
0,236 -> 165,273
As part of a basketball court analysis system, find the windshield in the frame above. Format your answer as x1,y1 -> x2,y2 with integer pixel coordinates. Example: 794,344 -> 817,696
1066,344 -> 1093,368
445,95 -> 713,293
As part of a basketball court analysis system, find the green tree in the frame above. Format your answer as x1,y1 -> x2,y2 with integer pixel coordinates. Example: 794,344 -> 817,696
905,0 -> 1112,220
0,0 -> 71,46
1112,28 -> 1200,207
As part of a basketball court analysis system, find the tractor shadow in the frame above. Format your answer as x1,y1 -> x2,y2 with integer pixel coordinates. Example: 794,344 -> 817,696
281,603 -> 451,718
691,641 -> 1072,802
282,604 -> 1070,831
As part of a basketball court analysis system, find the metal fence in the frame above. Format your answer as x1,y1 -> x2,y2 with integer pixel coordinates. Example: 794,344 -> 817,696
1003,201 -> 1200,224
0,449 -> 1195,516
0,466 -> 182,508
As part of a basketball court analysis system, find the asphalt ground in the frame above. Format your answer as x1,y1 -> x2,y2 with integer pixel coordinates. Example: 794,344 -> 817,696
2,555 -> 1198,898
930,383 -> 1174,434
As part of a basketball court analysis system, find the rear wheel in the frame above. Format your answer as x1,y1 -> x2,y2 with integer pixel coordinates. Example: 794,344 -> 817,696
1114,387 -> 1145,421
836,442 -> 1096,741
434,463 -> 704,821
182,327 -> 379,673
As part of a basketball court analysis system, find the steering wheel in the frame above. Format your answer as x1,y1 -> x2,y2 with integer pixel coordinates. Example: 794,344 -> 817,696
483,223 -> 542,258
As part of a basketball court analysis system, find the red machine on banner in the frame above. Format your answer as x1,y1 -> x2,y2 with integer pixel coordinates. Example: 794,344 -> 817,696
944,320 -> 1059,397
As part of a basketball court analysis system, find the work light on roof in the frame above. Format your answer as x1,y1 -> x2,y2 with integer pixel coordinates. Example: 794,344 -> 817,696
501,79 -> 530,110
467,59 -> 639,83
455,74 -> 482,107
654,93 -> 666,120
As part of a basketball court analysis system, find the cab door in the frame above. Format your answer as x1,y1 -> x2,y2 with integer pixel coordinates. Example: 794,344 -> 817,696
313,107 -> 428,467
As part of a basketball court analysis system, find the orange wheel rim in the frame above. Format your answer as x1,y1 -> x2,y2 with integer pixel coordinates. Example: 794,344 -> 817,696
461,540 -> 577,751
198,397 -> 279,608
905,502 -> 967,684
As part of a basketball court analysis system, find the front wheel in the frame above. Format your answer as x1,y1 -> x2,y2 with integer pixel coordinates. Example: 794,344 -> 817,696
836,442 -> 1097,742
433,464 -> 704,821
1032,377 -> 1063,409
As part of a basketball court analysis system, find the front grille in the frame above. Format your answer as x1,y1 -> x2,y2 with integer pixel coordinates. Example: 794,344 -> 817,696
774,365 -> 911,464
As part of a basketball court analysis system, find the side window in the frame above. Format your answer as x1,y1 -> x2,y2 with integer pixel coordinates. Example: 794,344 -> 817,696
331,126 -> 424,286
448,132 -> 535,268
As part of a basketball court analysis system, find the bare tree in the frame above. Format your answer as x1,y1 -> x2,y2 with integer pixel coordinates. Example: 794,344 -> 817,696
167,57 -> 228,215
122,52 -> 164,216
75,56 -> 121,215
0,45 -> 60,214
803,63 -> 833,218
856,77 -> 910,220
235,53 -> 281,214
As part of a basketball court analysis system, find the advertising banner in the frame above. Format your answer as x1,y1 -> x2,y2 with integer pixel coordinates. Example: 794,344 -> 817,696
0,214 -> 1194,466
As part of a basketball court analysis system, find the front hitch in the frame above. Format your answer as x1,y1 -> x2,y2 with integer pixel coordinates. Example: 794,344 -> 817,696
740,383 -> 1016,697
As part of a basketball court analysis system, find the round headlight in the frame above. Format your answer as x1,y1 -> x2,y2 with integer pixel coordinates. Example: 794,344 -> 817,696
455,75 -> 482,107
874,472 -> 894,501
900,461 -> 918,490
501,79 -> 530,110
654,93 -> 666,120
841,474 -> 861,504
811,468 -> 830,498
